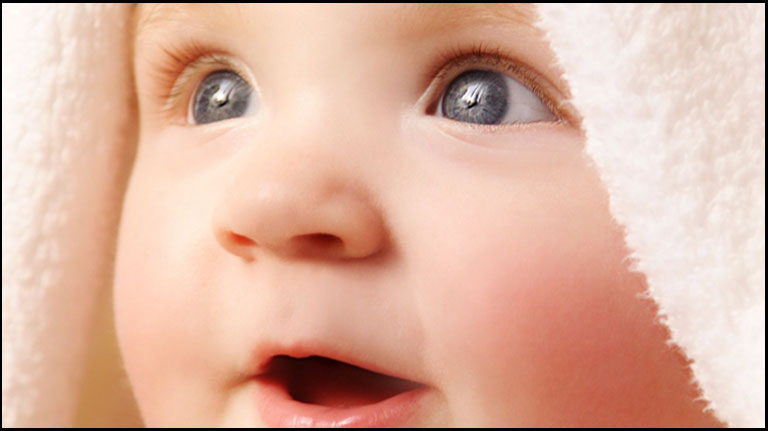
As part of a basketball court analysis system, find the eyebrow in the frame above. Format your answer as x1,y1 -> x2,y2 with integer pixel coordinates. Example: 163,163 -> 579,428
134,3 -> 540,43
134,4 -> 205,40
133,3 -> 248,42
396,3 -> 538,37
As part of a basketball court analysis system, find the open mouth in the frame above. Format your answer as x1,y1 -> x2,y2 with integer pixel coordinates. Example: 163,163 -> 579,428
258,355 -> 425,409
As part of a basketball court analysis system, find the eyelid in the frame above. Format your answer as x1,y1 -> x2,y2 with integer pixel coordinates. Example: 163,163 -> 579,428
420,43 -> 579,127
144,41 -> 255,125
167,54 -> 252,116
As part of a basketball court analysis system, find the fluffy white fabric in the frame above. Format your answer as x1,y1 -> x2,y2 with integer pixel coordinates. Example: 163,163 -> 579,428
2,4 -> 136,427
535,3 -> 765,428
1,3 -> 764,428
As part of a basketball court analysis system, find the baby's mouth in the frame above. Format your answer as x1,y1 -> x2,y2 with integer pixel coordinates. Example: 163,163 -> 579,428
258,355 -> 425,408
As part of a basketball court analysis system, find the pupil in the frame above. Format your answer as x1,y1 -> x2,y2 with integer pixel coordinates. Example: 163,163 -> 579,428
460,83 -> 484,108
192,70 -> 252,125
442,70 -> 508,125
211,87 -> 229,107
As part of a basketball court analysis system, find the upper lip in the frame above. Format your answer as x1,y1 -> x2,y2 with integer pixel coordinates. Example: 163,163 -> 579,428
248,339 -> 426,386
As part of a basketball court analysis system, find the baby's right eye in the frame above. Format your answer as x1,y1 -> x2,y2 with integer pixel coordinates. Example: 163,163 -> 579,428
189,70 -> 256,125
436,68 -> 557,126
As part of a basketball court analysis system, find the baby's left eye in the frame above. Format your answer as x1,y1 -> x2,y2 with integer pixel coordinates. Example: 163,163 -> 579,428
189,70 -> 255,125
436,69 -> 556,125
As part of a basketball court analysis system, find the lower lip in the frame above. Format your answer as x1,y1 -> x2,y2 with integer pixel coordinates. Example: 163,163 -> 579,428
253,376 -> 430,427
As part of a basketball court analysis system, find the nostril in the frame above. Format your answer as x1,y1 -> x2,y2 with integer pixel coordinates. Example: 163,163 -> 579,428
291,233 -> 343,257
231,232 -> 256,246
303,233 -> 341,246
295,233 -> 343,250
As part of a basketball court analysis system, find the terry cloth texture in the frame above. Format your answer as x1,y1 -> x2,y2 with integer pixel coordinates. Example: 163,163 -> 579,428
2,3 -> 139,427
1,3 -> 765,428
535,3 -> 765,428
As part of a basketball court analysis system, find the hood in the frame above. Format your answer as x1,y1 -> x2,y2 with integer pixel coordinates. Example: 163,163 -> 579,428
1,3 -> 763,427
535,4 -> 764,427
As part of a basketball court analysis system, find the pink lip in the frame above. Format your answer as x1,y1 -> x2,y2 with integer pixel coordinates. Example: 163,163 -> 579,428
253,375 -> 430,427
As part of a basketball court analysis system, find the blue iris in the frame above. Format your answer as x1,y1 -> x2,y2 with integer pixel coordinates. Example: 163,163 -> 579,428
191,70 -> 253,125
441,70 -> 508,125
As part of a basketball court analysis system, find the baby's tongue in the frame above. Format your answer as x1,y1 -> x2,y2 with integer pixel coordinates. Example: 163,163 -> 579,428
280,356 -> 421,408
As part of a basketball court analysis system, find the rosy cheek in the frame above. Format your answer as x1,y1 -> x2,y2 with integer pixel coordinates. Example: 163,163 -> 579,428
436,223 -> 701,426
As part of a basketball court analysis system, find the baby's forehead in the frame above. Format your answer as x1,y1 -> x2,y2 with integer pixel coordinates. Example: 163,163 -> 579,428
133,3 -> 538,42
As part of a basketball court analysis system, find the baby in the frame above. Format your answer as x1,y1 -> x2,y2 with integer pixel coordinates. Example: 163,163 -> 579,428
114,4 -> 725,427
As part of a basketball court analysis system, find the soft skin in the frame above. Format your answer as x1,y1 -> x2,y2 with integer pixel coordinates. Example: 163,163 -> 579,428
115,4 -> 724,427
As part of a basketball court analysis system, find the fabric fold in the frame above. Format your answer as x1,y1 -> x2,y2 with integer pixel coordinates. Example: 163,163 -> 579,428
2,3 -> 138,427
534,3 -> 765,427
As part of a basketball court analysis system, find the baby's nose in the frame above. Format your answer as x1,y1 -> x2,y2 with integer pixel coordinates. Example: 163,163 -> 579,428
211,143 -> 388,262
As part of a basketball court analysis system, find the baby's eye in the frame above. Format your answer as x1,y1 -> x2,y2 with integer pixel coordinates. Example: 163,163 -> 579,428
437,69 -> 556,125
189,70 -> 255,125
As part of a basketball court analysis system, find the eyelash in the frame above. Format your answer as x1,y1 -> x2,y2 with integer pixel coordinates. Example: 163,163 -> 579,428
146,40 -> 567,125
144,40 -> 242,122
424,41 -> 567,123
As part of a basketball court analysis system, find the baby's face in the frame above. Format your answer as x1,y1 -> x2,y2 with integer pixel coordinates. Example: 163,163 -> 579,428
116,4 -> 721,427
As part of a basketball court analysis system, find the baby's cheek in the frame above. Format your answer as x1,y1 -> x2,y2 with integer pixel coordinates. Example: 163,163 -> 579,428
113,175 -> 229,426
428,220 -> 695,426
